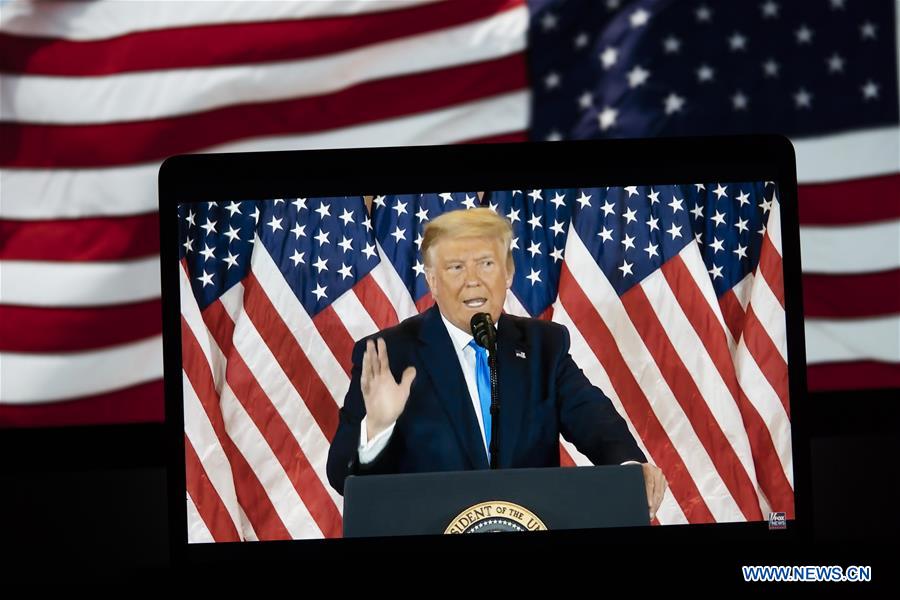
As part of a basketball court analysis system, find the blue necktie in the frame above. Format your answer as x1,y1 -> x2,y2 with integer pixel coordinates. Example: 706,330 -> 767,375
467,340 -> 492,460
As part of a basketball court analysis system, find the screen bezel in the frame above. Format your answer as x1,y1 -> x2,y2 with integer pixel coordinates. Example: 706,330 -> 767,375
159,135 -> 811,563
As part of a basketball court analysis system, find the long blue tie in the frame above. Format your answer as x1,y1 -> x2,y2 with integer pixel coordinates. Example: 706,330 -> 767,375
468,340 -> 492,461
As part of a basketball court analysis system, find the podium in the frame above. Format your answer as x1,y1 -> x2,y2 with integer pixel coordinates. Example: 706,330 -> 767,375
342,465 -> 649,537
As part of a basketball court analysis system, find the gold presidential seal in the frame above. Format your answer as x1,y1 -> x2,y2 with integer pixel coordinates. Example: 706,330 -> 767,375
444,501 -> 548,534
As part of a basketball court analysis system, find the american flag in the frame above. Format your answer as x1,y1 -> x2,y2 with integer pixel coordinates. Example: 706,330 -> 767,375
179,193 -> 488,540
526,0 -> 899,395
0,2 -> 896,436
490,184 -> 793,525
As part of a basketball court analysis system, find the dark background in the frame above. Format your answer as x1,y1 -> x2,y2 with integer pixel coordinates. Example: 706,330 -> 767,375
1,388 -> 896,570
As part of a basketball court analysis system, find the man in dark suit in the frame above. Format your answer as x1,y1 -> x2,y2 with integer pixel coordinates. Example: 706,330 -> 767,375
326,207 -> 667,519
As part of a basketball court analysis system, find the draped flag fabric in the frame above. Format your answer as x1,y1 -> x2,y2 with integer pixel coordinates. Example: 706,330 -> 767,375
1,0 -> 897,436
179,193 -> 484,540
493,184 -> 794,526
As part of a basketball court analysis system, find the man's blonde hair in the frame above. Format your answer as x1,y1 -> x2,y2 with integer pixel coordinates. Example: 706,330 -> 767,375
421,207 -> 514,271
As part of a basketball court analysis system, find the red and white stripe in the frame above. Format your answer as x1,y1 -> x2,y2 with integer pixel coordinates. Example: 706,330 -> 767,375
180,215 -> 452,540
0,0 -> 530,426
550,205 -> 795,524
792,127 -> 900,391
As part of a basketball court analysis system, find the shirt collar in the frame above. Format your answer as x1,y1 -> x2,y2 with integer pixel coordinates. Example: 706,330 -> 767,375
437,308 -> 501,353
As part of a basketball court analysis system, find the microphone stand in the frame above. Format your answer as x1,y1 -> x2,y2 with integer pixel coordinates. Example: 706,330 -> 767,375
487,343 -> 499,470
471,312 -> 500,469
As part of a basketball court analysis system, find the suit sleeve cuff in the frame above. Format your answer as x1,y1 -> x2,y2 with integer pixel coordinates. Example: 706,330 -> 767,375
358,417 -> 396,464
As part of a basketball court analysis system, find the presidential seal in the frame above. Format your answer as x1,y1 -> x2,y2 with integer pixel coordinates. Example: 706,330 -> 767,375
444,501 -> 548,534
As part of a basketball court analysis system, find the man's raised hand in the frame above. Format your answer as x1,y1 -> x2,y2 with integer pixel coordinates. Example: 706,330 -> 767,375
361,338 -> 416,440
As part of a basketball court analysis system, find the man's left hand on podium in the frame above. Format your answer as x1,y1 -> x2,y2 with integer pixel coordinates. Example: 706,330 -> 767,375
641,463 -> 667,521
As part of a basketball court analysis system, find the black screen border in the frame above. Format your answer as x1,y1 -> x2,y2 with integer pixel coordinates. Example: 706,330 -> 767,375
158,135 -> 812,563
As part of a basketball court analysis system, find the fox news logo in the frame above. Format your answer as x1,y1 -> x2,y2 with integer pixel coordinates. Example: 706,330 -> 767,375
768,512 -> 787,530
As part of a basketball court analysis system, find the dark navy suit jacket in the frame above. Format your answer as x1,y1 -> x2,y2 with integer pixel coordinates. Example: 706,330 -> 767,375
326,305 -> 646,495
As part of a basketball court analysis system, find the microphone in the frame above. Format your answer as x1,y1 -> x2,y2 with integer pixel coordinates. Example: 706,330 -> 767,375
470,312 -> 497,350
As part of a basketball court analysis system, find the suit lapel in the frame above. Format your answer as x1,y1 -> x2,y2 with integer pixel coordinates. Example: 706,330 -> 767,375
495,314 -> 529,469
417,306 -> 489,470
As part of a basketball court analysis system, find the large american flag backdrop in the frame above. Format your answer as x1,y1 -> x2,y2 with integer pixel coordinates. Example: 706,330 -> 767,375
0,0 -> 896,508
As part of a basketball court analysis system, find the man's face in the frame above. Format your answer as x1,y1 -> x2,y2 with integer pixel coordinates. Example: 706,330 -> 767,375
425,236 -> 512,335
